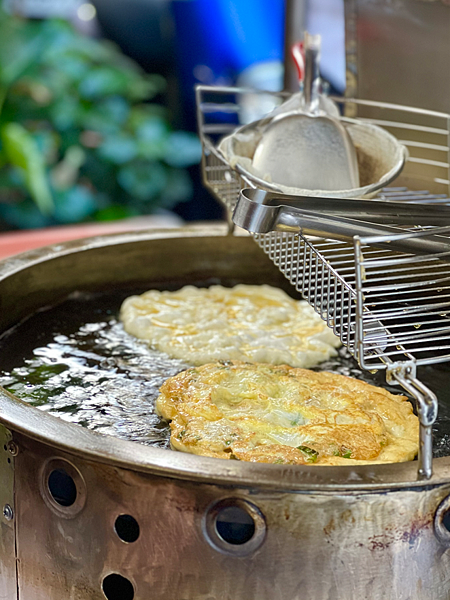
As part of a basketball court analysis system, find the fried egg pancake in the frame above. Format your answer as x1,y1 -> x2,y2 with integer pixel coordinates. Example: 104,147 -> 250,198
156,361 -> 419,466
120,284 -> 340,368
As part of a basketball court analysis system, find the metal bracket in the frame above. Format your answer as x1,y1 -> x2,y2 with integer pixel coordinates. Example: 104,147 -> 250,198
0,423 -> 17,599
386,361 -> 417,383
390,369 -> 438,481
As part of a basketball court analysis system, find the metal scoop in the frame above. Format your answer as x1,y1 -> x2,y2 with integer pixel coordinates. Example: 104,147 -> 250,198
252,33 -> 359,191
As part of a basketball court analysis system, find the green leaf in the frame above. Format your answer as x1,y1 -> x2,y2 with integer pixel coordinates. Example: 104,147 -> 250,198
94,205 -> 137,222
98,96 -> 130,126
49,96 -> 83,130
47,55 -> 89,81
0,18 -> 52,88
135,117 -> 170,160
1,122 -> 53,214
159,168 -> 193,207
79,66 -> 130,99
81,104 -> 122,135
53,185 -> 96,223
0,197 -> 51,229
164,132 -> 202,167
98,134 -> 137,164
0,10 -> 194,229
117,161 -> 167,201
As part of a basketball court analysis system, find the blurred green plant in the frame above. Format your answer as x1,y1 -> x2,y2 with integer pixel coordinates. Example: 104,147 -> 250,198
0,9 -> 201,229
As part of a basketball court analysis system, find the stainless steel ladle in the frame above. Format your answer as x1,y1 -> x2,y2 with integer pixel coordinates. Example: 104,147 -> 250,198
252,32 -> 359,192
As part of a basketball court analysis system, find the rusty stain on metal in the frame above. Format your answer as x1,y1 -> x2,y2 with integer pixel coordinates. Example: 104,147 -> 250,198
367,513 -> 434,552
323,516 -> 336,536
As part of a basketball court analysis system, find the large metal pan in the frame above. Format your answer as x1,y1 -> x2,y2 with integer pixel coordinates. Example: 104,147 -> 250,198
0,225 -> 450,600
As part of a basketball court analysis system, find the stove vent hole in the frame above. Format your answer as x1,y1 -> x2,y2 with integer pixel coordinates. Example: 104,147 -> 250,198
48,468 -> 77,507
215,506 -> 256,545
203,498 -> 266,556
442,510 -> 450,533
102,573 -> 134,600
434,495 -> 450,547
114,515 -> 140,543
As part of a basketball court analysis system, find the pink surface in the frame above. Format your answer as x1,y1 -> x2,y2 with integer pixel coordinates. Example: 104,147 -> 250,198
0,215 -> 182,260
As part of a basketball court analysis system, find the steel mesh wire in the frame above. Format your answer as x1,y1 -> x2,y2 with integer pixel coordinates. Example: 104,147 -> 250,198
197,85 -> 450,372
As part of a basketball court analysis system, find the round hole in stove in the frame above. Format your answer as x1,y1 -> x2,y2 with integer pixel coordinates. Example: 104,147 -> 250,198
215,505 -> 255,544
114,514 -> 140,543
48,469 -> 77,506
442,509 -> 450,532
434,494 -> 450,547
203,498 -> 266,557
102,573 -> 134,600
40,457 -> 86,518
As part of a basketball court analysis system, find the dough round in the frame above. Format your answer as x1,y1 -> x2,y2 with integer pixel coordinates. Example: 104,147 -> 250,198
156,361 -> 419,466
120,284 -> 340,368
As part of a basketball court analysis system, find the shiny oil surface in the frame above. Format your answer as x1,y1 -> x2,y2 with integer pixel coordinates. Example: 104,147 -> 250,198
0,286 -> 449,457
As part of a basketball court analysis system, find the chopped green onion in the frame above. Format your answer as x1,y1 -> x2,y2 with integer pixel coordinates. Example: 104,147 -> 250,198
297,445 -> 319,463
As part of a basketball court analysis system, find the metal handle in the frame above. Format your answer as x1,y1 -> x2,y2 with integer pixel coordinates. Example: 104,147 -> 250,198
302,32 -> 321,113
390,369 -> 437,480
233,188 -> 450,259
235,188 -> 450,224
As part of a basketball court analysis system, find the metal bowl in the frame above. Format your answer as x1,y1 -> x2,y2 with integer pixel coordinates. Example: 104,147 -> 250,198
218,117 -> 407,199
0,225 -> 449,600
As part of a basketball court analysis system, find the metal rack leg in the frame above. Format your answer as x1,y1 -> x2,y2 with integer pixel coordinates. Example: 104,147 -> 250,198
392,371 -> 438,480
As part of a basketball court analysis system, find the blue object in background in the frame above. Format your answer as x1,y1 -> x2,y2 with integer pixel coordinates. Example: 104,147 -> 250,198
93,0 -> 345,221
171,0 -> 284,130
169,0 -> 285,220
194,0 -> 283,75
94,0 -> 286,220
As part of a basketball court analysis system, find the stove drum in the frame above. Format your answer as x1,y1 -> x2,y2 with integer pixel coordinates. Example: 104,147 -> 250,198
1,226 -> 450,600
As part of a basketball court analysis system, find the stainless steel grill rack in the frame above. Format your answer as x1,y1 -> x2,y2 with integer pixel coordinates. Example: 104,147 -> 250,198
196,84 -> 450,480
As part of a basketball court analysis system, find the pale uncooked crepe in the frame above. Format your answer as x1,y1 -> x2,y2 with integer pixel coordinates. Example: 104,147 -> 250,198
156,361 -> 419,466
120,284 -> 340,368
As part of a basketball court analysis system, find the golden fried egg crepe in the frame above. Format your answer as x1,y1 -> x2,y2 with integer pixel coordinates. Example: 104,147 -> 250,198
156,361 -> 419,466
120,284 -> 340,368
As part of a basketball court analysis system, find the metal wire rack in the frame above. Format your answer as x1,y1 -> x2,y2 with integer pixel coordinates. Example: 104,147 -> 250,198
196,84 -> 450,479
